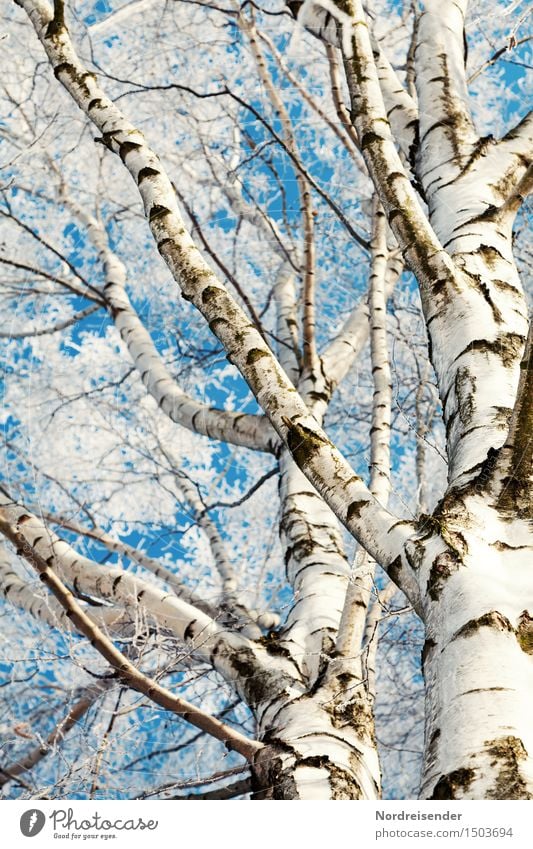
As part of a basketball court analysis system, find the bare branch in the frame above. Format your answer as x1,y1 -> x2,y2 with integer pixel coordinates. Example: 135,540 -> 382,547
0,681 -> 112,789
0,303 -> 101,338
0,513 -> 263,762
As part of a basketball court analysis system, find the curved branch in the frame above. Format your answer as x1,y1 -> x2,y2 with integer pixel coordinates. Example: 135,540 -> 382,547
40,510 -> 219,618
63,197 -> 276,454
0,513 -> 262,762
0,542 -> 128,634
0,489 -> 267,690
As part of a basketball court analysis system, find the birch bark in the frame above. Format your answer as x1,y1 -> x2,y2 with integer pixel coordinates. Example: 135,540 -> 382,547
290,0 -> 533,798
4,0 -> 531,800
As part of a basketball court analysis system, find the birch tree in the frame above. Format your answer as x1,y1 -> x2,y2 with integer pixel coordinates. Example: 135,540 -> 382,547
0,0 -> 531,800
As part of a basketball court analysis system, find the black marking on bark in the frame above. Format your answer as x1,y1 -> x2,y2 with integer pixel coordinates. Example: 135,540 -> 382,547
420,116 -> 455,147
459,134 -> 496,176
431,279 -> 448,300
452,611 -> 514,641
461,687 -> 509,695
119,141 -> 142,162
497,327 -> 533,517
137,167 -> 160,184
230,649 -> 273,707
306,389 -> 329,403
491,540 -> 529,551
454,333 -> 524,368
283,537 -> 316,567
407,119 -> 421,178
257,631 -> 292,659
251,738 -> 298,800
360,131 -> 382,150
485,736 -> 531,799
157,237 -> 173,253
183,620 -> 197,641
201,285 -> 223,304
472,445 -> 500,485
454,365 -> 476,426
427,728 -> 440,763
46,18 -> 66,40
208,317 -> 229,334
346,500 -> 367,524
427,550 -> 461,600
246,348 -> 269,365
516,611 -> 533,655
53,61 -> 72,81
421,638 -> 436,670
149,205 -> 172,222
88,98 -> 103,112
388,555 -> 403,587
430,767 -> 476,799
95,130 -> 119,151
477,281 -> 503,322
112,576 -> 122,592
477,243 -> 511,269
385,171 -> 406,184
282,418 -> 331,469
388,519 -> 414,533
456,272 -> 504,324
492,278 -> 522,297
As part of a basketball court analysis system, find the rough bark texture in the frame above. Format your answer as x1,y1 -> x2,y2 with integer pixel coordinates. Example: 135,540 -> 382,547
2,0 -> 530,800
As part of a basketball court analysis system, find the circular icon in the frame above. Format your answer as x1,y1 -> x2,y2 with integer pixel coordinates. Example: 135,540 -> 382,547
20,809 -> 46,837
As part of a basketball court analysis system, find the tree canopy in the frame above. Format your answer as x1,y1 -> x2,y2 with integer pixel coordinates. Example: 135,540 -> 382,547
0,0 -> 531,800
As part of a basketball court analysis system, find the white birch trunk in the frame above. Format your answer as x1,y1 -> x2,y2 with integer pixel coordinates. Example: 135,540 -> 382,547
277,449 -> 351,682
10,0 -> 532,800
252,688 -> 380,799
418,497 -> 533,799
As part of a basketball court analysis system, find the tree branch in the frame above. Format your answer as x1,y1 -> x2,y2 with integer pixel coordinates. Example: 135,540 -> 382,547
63,195 -> 276,454
40,510 -> 219,618
0,681 -> 112,788
415,1 -> 478,184
0,304 -> 101,338
0,514 -> 263,762
16,0 -> 420,605
0,489 -> 271,693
